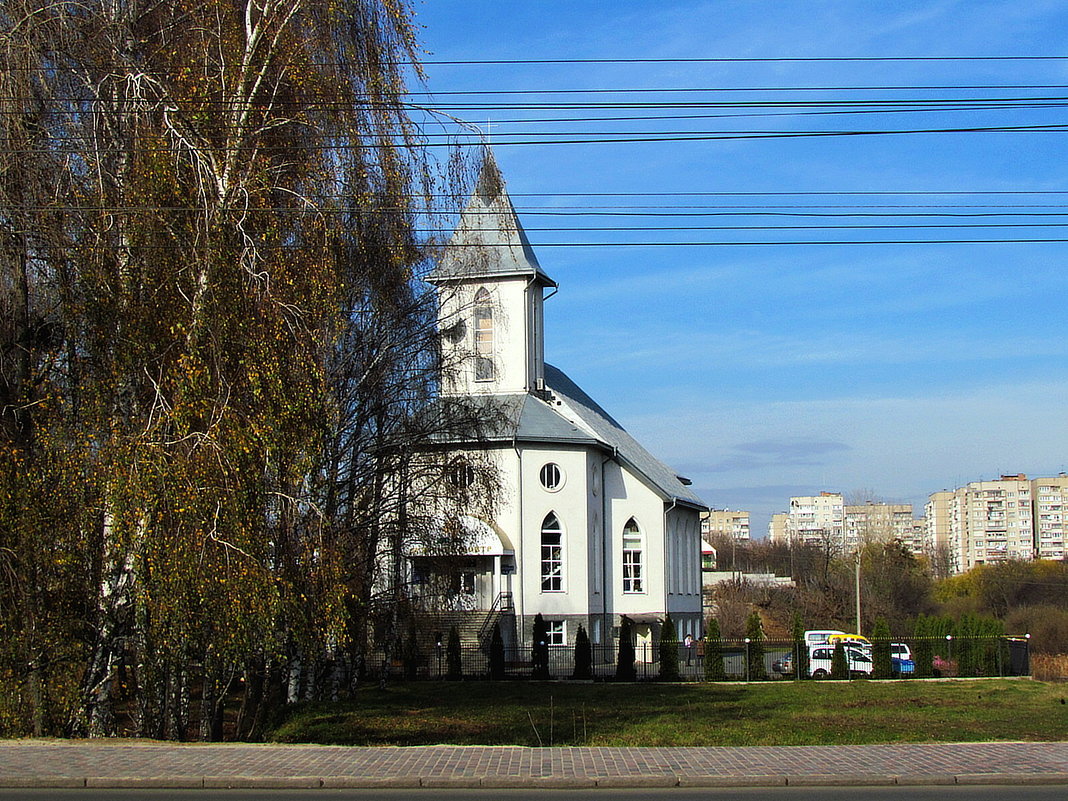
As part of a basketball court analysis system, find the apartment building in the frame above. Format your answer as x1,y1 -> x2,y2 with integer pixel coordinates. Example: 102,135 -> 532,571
843,502 -> 916,552
789,492 -> 844,548
1031,476 -> 1067,561
768,493 -> 922,555
768,512 -> 788,543
701,509 -> 751,541
924,490 -> 957,563
927,473 -> 1068,573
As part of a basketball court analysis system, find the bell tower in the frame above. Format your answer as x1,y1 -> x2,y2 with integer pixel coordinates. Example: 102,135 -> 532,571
429,151 -> 557,396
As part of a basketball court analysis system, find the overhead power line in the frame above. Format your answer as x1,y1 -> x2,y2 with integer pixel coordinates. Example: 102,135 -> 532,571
10,55 -> 1068,71
420,56 -> 1068,65
68,238 -> 1068,248
410,85 -> 1068,95
11,122 -> 1068,153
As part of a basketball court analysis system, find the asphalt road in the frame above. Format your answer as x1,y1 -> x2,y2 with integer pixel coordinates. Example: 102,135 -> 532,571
2,786 -> 1066,801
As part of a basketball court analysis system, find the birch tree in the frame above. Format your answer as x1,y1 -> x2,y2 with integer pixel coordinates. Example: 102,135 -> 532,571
0,0 -> 487,738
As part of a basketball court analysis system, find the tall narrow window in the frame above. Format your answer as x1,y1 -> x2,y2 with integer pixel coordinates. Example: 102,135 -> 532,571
622,518 -> 643,593
474,287 -> 494,381
541,512 -> 563,592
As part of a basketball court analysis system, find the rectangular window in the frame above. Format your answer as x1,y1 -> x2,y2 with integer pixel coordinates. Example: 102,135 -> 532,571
623,532 -> 643,593
541,533 -> 562,592
547,621 -> 565,646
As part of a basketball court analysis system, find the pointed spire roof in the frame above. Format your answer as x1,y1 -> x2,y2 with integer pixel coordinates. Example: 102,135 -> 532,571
429,150 -> 557,286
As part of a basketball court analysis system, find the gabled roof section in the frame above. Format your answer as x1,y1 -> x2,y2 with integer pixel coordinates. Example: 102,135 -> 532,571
436,369 -> 706,510
429,150 -> 557,287
544,364 -> 707,510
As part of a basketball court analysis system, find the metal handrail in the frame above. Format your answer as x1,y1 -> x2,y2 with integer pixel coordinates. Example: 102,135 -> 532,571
477,592 -> 514,643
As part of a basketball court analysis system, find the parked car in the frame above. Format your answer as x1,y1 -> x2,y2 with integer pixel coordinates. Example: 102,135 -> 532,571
808,645 -> 873,678
891,656 -> 916,676
891,643 -> 913,661
773,654 -> 794,674
933,655 -> 958,677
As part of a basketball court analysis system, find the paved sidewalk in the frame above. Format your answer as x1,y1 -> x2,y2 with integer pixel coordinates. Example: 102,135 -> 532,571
2,741 -> 1068,789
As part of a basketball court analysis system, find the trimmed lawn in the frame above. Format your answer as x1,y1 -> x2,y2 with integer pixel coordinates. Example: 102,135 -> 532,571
268,678 -> 1068,747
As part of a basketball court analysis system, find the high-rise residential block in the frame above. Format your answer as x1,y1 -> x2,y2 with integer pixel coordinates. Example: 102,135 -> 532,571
769,493 -> 923,555
927,473 -> 1068,573
701,509 -> 751,541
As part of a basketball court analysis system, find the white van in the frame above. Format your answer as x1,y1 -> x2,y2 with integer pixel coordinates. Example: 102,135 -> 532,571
803,629 -> 845,648
807,643 -> 873,678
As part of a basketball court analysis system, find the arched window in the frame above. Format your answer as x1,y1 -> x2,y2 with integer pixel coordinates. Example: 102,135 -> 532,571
541,512 -> 563,592
622,517 -> 643,593
473,287 -> 494,382
445,460 -> 475,489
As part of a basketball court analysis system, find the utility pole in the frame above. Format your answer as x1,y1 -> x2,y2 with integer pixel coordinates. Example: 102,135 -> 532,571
854,549 -> 862,635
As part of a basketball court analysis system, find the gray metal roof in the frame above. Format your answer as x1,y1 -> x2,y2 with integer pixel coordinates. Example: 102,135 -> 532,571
450,366 -> 705,510
542,364 -> 707,510
428,151 -> 556,287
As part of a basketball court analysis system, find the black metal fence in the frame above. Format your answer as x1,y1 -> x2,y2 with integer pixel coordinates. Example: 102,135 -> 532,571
372,636 -> 1031,682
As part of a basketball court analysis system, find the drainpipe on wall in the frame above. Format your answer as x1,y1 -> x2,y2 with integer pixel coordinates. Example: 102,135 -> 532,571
513,436 -> 523,647
665,498 -> 677,632
601,448 -> 616,646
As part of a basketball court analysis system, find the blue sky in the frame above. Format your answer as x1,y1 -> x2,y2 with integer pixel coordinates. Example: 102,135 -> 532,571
410,1 -> 1068,535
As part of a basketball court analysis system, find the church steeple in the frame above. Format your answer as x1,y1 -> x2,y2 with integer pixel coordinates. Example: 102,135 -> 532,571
431,150 -> 556,287
430,151 -> 556,396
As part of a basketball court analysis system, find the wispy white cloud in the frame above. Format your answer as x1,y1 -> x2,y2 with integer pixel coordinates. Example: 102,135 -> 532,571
553,324 -> 1068,374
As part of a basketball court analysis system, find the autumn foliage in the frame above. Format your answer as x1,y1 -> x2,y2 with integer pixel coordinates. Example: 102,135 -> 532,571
0,0 -> 483,738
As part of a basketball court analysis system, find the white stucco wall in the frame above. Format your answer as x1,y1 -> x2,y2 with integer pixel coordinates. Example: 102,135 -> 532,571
437,276 -> 543,396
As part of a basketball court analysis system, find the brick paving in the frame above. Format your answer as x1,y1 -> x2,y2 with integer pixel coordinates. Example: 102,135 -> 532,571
1,741 -> 1067,788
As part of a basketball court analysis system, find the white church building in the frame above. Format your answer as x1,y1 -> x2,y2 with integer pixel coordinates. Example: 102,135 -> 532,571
419,155 -> 706,654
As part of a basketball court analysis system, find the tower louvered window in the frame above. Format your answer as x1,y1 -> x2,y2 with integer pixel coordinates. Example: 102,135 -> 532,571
474,287 -> 494,381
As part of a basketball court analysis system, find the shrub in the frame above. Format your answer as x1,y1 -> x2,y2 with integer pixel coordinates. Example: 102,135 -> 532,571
572,624 -> 592,680
1006,605 -> 1068,655
704,617 -> 726,681
615,616 -> 636,681
831,641 -> 849,679
659,613 -> 680,681
791,611 -> 808,680
489,622 -> 505,680
871,617 -> 892,679
401,620 -> 421,680
446,626 -> 462,681
912,615 -> 934,677
745,610 -> 766,680
1032,653 -> 1068,681
531,614 -> 550,680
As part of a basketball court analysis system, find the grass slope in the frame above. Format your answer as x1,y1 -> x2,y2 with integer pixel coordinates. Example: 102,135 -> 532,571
269,679 -> 1068,747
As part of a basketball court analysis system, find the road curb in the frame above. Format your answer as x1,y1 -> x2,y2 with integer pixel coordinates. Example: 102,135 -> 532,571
786,773 -> 897,786
3,771 -> 1068,789
955,772 -> 1068,785
678,774 -> 787,787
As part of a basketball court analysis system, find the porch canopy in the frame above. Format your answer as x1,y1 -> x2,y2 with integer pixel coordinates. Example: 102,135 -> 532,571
410,515 -> 514,557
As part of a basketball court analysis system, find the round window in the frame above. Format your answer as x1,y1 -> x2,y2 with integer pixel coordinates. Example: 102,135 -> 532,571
539,462 -> 563,491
